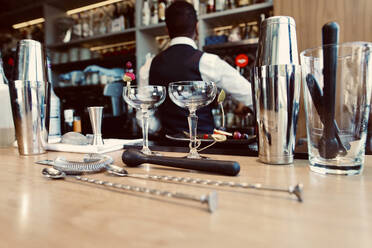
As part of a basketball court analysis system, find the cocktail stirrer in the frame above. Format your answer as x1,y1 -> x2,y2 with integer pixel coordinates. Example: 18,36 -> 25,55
107,165 -> 303,202
42,167 -> 218,213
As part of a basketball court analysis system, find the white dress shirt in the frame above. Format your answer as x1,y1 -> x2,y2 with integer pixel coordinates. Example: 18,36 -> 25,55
139,36 -> 253,106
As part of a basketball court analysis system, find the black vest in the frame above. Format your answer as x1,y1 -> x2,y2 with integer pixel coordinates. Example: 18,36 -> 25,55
149,44 -> 214,135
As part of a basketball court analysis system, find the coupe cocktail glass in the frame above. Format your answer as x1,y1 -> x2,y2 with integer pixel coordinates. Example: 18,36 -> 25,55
123,85 -> 166,155
168,81 -> 217,159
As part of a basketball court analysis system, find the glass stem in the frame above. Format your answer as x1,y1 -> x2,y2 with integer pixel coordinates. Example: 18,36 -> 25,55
141,109 -> 151,155
188,109 -> 198,155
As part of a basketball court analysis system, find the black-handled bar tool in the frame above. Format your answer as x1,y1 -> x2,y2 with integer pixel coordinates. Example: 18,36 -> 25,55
306,73 -> 350,155
122,149 -> 240,176
318,22 -> 340,159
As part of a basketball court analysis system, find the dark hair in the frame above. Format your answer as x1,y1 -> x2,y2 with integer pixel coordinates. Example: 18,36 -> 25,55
165,1 -> 197,38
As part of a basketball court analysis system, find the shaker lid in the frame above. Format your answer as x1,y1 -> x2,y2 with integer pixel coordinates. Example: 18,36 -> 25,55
261,16 -> 296,27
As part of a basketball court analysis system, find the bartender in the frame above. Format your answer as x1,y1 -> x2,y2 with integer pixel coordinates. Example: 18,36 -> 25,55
139,0 -> 253,135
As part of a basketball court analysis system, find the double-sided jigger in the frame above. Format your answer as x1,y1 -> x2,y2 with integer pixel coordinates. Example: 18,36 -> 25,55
88,106 -> 104,146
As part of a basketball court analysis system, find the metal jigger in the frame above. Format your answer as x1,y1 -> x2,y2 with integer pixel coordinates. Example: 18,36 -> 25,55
88,106 -> 104,146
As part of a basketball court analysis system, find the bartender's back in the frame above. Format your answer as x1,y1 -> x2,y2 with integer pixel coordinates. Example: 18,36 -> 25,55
148,1 -> 214,135
145,1 -> 253,135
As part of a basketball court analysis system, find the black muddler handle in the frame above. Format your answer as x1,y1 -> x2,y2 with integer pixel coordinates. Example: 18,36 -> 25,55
306,74 -> 350,154
122,149 -> 240,176
318,22 -> 340,159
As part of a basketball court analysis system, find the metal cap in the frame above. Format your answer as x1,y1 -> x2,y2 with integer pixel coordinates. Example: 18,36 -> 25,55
255,16 -> 299,66
12,39 -> 47,82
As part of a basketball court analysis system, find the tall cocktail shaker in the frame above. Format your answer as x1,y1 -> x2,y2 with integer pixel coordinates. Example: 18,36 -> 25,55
9,39 -> 50,155
253,16 -> 301,164
255,16 -> 299,66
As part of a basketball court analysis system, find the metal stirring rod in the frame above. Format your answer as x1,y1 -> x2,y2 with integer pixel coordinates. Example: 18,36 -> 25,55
42,167 -> 218,213
107,165 -> 303,202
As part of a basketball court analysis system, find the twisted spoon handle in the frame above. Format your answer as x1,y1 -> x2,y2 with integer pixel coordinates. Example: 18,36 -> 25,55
72,175 -> 218,213
127,174 -> 303,202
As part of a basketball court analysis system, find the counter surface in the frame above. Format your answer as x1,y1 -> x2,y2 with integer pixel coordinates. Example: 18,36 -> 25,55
1,147 -> 371,247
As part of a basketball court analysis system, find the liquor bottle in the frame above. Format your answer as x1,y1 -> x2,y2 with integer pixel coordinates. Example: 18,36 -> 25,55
225,0 -> 233,9
64,109 -> 74,133
111,3 -> 125,32
46,55 -> 61,141
127,1 -> 135,28
98,11 -> 107,34
72,14 -> 82,39
238,0 -> 251,7
215,0 -> 225,12
151,0 -> 159,25
0,52 -> 15,147
143,0 -> 151,26
73,116 -> 82,133
193,0 -> 199,14
207,0 -> 215,13
158,0 -> 166,22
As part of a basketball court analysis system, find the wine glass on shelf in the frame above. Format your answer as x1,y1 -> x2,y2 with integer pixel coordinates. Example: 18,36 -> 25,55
123,85 -> 166,155
168,81 -> 217,159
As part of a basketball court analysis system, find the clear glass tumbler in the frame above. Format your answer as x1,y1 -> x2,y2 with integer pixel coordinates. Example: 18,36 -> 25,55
301,42 -> 372,175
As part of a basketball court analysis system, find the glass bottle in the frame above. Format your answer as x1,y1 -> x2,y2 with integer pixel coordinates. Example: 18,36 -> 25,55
215,0 -> 225,12
126,1 -> 135,28
99,10 -> 107,34
238,0 -> 251,7
46,55 -> 61,142
158,0 -> 166,23
207,0 -> 215,13
151,0 -> 159,25
193,0 -> 199,15
142,0 -> 151,26
72,14 -> 82,39
64,109 -> 74,133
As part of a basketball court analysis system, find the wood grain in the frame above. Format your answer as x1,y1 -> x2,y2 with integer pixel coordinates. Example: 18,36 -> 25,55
0,147 -> 372,247
274,0 -> 372,53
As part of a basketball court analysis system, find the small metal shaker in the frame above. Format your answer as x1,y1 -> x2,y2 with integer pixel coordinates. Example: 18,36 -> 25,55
253,16 -> 301,164
9,39 -> 50,155
88,106 -> 104,146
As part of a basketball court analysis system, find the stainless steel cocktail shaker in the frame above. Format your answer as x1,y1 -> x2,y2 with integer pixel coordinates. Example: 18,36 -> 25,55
9,39 -> 50,155
254,16 -> 301,164
255,16 -> 299,66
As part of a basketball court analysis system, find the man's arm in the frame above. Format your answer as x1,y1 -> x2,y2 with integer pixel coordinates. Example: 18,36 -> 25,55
199,53 -> 253,106
139,56 -> 154,87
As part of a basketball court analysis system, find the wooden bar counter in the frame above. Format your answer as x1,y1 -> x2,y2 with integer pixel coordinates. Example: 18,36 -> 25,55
1,147 -> 371,247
